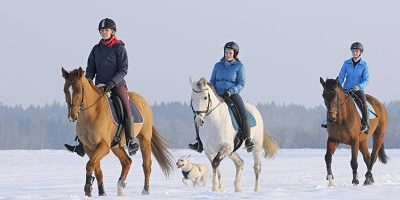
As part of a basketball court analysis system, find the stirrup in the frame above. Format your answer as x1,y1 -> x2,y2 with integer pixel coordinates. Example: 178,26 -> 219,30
245,139 -> 254,152
188,141 -> 203,153
127,140 -> 139,156
321,123 -> 328,128
361,123 -> 369,133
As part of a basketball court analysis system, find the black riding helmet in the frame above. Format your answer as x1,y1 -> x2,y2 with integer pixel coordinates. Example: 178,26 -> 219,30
98,18 -> 117,32
350,42 -> 364,53
224,41 -> 239,58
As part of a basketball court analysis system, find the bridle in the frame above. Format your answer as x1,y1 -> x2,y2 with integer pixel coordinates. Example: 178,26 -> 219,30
68,80 -> 106,114
323,89 -> 351,120
190,87 -> 223,118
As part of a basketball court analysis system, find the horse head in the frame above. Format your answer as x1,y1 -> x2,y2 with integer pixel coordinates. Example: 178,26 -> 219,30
189,77 -> 221,127
320,77 -> 343,123
62,67 -> 85,122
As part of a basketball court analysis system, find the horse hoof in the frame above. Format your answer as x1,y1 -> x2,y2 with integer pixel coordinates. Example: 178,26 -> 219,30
142,189 -> 149,195
235,188 -> 242,192
99,192 -> 106,196
363,178 -> 374,186
352,179 -> 359,185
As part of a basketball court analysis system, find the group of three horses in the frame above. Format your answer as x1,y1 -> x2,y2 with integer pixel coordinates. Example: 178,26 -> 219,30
61,67 -> 387,196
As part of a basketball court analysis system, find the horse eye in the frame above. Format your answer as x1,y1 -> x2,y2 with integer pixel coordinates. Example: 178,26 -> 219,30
204,96 -> 208,100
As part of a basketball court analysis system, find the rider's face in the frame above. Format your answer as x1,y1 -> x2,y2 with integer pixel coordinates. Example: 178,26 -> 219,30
351,49 -> 362,59
224,49 -> 235,62
99,28 -> 113,40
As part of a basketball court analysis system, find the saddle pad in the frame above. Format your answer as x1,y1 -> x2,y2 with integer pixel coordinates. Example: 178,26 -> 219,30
228,107 -> 256,131
351,99 -> 377,119
106,97 -> 143,124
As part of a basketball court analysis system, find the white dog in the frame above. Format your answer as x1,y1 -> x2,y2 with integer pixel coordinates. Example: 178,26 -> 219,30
176,155 -> 208,187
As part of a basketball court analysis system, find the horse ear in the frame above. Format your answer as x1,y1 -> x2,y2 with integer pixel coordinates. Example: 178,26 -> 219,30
62,67 -> 69,79
335,76 -> 339,86
320,77 -> 325,88
188,76 -> 196,89
77,67 -> 84,78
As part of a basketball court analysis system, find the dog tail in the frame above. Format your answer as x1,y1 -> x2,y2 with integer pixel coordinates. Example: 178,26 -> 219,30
262,129 -> 278,158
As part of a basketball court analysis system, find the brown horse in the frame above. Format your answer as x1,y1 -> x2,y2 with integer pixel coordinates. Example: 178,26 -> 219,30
320,77 -> 388,186
62,67 -> 174,196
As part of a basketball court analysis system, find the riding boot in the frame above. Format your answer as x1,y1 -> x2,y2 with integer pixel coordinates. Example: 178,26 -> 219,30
241,113 -> 254,152
124,116 -> 139,156
361,103 -> 369,133
188,139 -> 203,153
64,138 -> 85,157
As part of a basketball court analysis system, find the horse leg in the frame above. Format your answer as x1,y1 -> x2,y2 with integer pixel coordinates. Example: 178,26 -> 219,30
84,141 -> 109,197
94,163 -> 106,196
350,141 -> 360,185
252,147 -> 262,192
229,152 -> 244,192
359,141 -> 371,186
325,138 -> 338,186
139,136 -> 152,195
364,132 -> 386,185
111,146 -> 132,196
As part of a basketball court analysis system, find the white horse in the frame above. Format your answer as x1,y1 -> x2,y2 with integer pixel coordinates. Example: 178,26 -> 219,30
189,77 -> 278,192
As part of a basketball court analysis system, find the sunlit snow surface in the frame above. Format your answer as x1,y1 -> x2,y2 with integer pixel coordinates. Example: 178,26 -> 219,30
0,149 -> 399,199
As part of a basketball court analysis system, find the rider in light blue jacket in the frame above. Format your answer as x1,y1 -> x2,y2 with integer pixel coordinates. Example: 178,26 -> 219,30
338,58 -> 369,91
322,42 -> 370,133
210,58 -> 245,96
189,41 -> 254,153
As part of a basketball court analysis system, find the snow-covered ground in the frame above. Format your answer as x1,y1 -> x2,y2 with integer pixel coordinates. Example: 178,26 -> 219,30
0,149 -> 399,200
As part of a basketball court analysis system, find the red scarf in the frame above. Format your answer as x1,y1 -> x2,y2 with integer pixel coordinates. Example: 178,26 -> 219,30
100,36 -> 123,47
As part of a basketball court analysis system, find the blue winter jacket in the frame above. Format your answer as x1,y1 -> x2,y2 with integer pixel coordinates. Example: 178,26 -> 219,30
86,40 -> 128,87
338,58 -> 369,91
210,58 -> 245,96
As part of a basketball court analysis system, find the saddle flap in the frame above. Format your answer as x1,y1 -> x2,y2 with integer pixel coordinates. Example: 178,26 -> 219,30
106,96 -> 144,124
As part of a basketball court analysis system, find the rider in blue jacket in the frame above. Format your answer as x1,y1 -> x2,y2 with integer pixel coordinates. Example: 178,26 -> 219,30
189,41 -> 255,152
322,42 -> 370,133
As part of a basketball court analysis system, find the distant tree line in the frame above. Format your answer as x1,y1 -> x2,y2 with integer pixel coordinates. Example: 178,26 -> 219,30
0,101 -> 398,149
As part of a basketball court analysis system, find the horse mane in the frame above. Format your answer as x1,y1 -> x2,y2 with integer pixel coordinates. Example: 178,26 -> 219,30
85,78 -> 103,95
206,82 -> 223,101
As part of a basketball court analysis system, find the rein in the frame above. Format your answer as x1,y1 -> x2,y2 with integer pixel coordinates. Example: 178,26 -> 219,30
190,88 -> 224,117
70,82 -> 106,112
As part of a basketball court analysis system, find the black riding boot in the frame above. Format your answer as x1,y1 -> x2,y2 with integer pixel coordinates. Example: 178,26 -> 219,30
188,139 -> 203,153
124,116 -> 139,156
361,103 -> 369,133
65,137 -> 85,157
242,117 -> 255,152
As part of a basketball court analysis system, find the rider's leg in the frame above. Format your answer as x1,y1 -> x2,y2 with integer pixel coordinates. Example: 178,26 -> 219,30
229,94 -> 254,149
355,90 -> 369,133
114,85 -> 139,156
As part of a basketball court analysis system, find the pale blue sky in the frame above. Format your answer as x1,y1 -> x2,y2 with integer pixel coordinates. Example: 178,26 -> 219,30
0,0 -> 398,108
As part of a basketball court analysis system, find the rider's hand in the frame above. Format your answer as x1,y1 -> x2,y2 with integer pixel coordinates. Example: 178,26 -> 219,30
104,81 -> 115,92
222,90 -> 232,99
352,85 -> 360,91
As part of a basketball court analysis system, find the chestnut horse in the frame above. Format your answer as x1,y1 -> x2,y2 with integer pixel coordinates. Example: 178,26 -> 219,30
320,77 -> 388,186
62,67 -> 174,196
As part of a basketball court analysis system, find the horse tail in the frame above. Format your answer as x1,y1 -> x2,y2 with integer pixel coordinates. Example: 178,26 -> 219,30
151,126 -> 174,177
262,129 -> 279,158
378,143 -> 389,164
